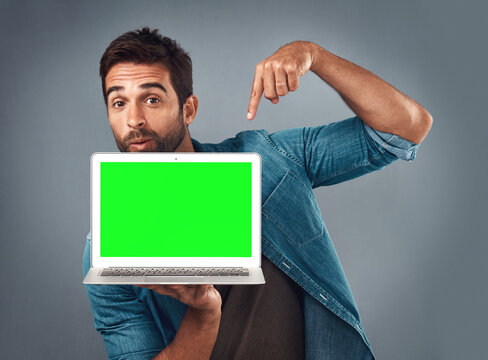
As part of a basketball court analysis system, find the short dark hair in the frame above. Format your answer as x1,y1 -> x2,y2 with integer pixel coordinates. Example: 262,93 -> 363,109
99,27 -> 193,109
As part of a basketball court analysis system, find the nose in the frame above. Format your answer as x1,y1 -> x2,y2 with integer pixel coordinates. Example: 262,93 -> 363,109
126,103 -> 146,129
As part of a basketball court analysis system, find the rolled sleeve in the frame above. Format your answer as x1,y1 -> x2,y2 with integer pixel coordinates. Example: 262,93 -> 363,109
266,116 -> 407,188
363,122 -> 420,161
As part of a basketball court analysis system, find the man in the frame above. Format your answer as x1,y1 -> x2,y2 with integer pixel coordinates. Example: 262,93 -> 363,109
83,27 -> 432,360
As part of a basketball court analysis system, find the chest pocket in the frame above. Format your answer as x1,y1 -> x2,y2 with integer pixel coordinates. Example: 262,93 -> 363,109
262,170 -> 325,246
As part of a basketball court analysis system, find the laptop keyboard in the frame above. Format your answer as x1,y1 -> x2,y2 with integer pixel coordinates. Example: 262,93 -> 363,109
100,268 -> 249,277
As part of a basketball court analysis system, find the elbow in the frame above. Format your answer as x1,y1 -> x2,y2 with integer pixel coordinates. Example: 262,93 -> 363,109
423,109 -> 433,136
416,107 -> 433,144
407,106 -> 433,144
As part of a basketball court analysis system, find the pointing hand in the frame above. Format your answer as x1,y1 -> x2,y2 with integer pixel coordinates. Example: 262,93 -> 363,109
247,41 -> 317,120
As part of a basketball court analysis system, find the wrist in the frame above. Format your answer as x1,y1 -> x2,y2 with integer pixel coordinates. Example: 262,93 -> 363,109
186,307 -> 221,328
308,42 -> 325,73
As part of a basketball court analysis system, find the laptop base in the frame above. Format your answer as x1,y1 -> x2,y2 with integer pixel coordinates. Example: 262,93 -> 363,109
83,267 -> 265,285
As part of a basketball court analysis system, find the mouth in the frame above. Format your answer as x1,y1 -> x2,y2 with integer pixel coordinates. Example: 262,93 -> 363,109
130,138 -> 151,145
129,138 -> 153,151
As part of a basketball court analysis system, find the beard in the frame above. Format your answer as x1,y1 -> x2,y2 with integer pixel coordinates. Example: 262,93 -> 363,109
114,111 -> 187,152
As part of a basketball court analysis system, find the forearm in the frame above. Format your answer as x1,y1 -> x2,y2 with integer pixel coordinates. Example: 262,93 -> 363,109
308,42 -> 432,144
153,308 -> 221,360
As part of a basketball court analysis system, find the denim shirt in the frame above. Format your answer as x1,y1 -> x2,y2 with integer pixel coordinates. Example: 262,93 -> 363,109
83,116 -> 419,360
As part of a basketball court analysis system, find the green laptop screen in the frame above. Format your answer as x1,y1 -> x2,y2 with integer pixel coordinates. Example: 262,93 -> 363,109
100,161 -> 252,257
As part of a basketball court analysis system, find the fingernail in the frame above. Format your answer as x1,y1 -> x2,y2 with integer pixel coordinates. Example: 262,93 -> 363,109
247,112 -> 252,120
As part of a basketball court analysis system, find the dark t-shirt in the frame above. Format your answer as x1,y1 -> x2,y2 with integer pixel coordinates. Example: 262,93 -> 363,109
210,256 -> 305,360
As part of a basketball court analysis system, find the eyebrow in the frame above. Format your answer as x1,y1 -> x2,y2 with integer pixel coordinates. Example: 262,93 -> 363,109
105,86 -> 123,99
105,82 -> 168,99
140,82 -> 167,93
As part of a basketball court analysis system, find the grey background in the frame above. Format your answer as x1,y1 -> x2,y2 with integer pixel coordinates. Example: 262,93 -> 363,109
1,0 -> 486,358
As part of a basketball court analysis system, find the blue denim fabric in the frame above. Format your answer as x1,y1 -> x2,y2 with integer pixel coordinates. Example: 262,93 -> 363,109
83,116 -> 419,359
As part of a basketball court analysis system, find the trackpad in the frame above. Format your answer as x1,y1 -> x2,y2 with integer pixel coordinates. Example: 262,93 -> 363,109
145,276 -> 206,283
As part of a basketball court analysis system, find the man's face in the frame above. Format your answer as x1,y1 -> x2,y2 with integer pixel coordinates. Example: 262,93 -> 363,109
105,62 -> 187,152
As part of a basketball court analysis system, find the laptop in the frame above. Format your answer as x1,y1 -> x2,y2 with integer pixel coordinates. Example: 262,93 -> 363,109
83,152 -> 265,285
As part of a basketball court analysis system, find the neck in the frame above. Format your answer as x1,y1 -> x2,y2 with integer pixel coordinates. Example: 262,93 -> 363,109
174,133 -> 195,152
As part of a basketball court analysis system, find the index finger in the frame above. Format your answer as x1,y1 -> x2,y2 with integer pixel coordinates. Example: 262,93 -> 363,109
247,67 -> 264,120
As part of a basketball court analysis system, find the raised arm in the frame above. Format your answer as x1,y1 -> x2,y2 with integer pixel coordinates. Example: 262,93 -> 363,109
247,41 -> 432,144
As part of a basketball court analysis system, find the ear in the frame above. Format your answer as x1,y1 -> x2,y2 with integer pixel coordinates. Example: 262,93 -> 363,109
182,95 -> 198,126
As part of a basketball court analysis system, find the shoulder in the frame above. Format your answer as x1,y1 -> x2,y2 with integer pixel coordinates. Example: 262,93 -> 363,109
191,129 -> 272,153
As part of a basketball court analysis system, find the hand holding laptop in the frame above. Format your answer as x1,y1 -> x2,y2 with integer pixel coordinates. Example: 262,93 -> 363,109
136,284 -> 222,358
136,284 -> 221,315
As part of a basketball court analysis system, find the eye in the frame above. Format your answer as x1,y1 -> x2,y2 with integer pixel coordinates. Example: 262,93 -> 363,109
145,97 -> 160,105
113,101 -> 125,108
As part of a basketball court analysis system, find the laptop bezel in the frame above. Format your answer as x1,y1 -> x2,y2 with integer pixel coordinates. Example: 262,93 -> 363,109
90,152 -> 261,268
